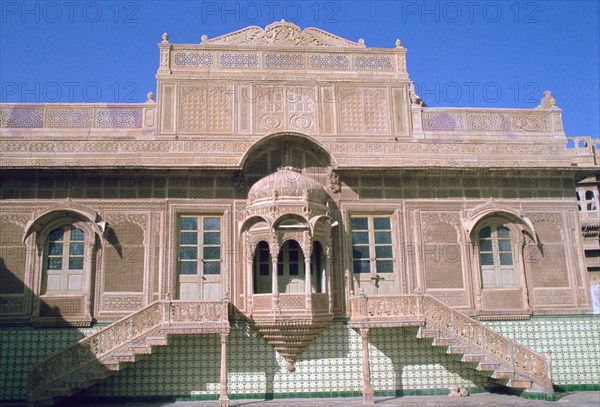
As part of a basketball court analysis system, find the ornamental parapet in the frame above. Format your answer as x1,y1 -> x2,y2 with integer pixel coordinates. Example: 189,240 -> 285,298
566,136 -> 599,166
0,103 -> 155,130
421,107 -> 561,136
156,21 -> 408,81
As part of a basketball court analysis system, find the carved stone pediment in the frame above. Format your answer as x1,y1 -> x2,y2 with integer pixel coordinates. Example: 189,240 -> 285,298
202,20 -> 365,48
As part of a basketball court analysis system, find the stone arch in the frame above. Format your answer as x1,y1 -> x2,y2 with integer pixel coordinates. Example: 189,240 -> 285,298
23,201 -> 105,244
239,132 -> 337,169
464,206 -> 537,244
240,132 -> 337,187
468,212 -> 532,316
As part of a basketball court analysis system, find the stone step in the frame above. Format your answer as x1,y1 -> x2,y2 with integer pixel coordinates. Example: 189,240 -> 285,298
493,370 -> 516,379
145,336 -> 169,346
432,337 -> 454,347
461,353 -> 485,363
509,378 -> 532,389
447,344 -> 470,354
112,353 -> 136,364
131,344 -> 153,354
100,361 -> 121,371
417,328 -> 437,339
477,361 -> 501,371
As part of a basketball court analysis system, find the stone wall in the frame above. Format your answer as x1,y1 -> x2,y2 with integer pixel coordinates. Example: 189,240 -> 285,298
1,318 -> 598,401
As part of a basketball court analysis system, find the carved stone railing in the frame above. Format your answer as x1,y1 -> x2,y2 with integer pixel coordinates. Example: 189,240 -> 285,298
348,293 -> 425,328
251,294 -> 272,311
421,108 -> 558,134
348,293 -> 553,392
567,136 -> 595,155
0,103 -> 155,129
163,46 -> 405,76
157,21 -> 408,79
280,294 -> 305,310
29,301 -> 162,397
29,299 -> 228,400
422,295 -> 552,390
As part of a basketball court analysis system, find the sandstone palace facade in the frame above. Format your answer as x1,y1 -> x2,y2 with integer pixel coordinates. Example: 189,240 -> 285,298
1,22 -> 599,405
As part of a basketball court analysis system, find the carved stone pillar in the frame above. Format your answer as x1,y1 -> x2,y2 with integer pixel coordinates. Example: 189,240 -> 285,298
325,244 -> 333,313
360,328 -> 374,404
271,244 -> 280,311
246,237 -> 254,312
84,240 -> 95,319
219,333 -> 229,407
304,251 -> 312,309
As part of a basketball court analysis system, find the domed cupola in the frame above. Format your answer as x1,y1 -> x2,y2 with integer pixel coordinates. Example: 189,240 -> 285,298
239,166 -> 335,372
247,166 -> 328,207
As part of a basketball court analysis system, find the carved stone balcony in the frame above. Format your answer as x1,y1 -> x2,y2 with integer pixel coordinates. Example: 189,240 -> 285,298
348,293 -> 425,329
252,293 -> 331,320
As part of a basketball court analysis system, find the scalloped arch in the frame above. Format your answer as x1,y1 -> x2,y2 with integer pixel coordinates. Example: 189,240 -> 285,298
463,208 -> 537,243
23,201 -> 105,243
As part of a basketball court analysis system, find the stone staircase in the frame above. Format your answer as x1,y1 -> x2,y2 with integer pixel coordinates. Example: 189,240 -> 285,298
349,293 -> 553,394
28,299 -> 229,406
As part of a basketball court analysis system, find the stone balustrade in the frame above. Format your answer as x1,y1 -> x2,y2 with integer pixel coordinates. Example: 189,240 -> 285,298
29,299 -> 228,399
349,293 -> 425,328
421,108 -> 558,134
0,103 -> 155,129
423,295 -> 552,389
349,293 -> 553,391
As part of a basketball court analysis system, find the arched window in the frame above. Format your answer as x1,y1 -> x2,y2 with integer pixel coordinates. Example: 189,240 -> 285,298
586,190 -> 597,211
253,241 -> 272,294
277,240 -> 305,294
311,241 -> 324,293
42,226 -> 86,295
478,225 -> 517,289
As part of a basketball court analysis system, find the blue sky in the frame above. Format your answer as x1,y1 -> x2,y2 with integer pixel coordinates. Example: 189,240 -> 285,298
1,0 -> 598,137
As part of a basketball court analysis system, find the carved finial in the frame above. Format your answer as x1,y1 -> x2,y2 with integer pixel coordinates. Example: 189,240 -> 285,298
358,38 -> 365,47
162,32 -> 169,43
201,34 -> 208,43
281,19 -> 286,22
146,92 -> 155,103
537,90 -> 557,109
395,38 -> 402,48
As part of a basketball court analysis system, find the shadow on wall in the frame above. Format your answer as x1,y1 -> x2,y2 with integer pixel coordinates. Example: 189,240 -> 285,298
0,260 -> 108,403
369,327 -> 503,395
70,319 -> 353,403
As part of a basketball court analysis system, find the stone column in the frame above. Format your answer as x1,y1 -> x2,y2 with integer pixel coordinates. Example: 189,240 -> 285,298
219,333 -> 229,407
271,245 -> 280,311
360,328 -> 374,404
325,244 -> 333,312
304,253 -> 312,309
83,240 -> 95,320
246,241 -> 254,312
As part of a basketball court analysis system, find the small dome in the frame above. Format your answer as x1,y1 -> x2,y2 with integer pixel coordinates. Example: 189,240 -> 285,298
248,167 -> 327,206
